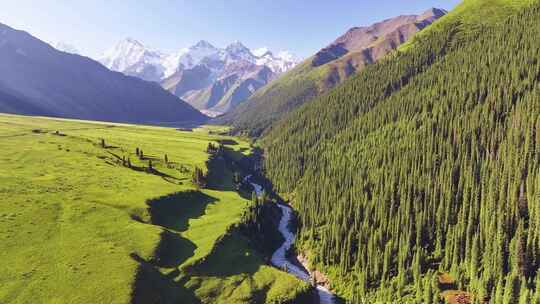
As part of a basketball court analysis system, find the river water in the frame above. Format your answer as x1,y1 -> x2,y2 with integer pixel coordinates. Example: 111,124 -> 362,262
246,176 -> 335,304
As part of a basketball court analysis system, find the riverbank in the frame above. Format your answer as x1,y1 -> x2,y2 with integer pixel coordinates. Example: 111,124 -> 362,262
246,175 -> 336,304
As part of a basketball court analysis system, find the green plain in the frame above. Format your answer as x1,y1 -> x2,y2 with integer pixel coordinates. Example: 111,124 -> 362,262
0,113 -> 306,304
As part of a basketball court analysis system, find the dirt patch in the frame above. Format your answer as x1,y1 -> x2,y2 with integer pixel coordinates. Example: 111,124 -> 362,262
297,253 -> 332,290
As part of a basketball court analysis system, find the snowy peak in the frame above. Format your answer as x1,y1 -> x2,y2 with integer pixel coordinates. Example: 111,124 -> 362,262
223,41 -> 256,62
98,38 -> 298,78
122,37 -> 145,48
97,38 -> 300,114
225,41 -> 250,53
276,50 -> 297,62
254,49 -> 300,74
252,47 -> 271,57
191,40 -> 217,50
54,42 -> 79,55
163,40 -> 221,74
98,38 -> 166,81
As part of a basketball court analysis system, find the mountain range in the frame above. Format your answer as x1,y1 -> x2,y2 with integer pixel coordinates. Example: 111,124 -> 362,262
98,39 -> 299,116
0,23 -> 206,125
219,8 -> 447,136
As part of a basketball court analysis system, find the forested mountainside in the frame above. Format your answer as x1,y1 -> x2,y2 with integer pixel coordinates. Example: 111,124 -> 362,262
220,8 -> 446,137
259,0 -> 540,302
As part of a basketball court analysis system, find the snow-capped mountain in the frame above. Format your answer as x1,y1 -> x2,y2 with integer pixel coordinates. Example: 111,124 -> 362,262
162,40 -> 221,77
255,49 -> 299,74
98,39 -> 298,81
97,39 -> 300,114
54,42 -> 80,55
98,38 -> 167,82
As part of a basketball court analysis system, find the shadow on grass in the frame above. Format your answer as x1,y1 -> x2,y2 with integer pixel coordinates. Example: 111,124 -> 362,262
206,156 -> 234,191
216,139 -> 238,145
106,151 -> 185,185
152,230 -> 196,268
189,232 -> 262,277
131,253 -> 201,304
147,191 -> 216,233
130,191 -> 222,304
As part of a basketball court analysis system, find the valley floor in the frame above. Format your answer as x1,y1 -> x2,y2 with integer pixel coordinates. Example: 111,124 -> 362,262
0,113 -> 307,304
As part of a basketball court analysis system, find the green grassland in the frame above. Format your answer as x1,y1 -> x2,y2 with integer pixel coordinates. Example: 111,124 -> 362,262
0,113 -> 307,303
398,0 -> 537,52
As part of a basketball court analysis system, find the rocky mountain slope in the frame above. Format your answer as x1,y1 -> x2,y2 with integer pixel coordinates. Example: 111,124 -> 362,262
98,40 -> 299,116
220,8 -> 446,136
0,23 -> 207,126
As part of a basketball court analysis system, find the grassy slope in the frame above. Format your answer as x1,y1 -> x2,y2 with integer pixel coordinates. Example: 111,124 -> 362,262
399,0 -> 536,51
0,114 -> 306,304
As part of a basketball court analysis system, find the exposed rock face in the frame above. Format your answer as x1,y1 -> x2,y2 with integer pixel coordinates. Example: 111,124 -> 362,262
178,62 -> 274,115
312,8 -> 447,87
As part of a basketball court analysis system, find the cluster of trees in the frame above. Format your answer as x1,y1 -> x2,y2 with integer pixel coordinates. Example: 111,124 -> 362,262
135,147 -> 144,159
191,143 -> 226,189
191,167 -> 207,189
260,4 -> 540,303
207,142 -> 224,155
238,186 -> 285,257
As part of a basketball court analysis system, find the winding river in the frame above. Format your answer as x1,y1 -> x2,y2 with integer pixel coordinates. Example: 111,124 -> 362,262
246,176 -> 335,304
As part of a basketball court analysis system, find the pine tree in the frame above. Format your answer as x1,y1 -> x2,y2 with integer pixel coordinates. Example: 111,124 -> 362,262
423,276 -> 433,304
192,167 -> 207,189
534,274 -> 540,304
520,289 -> 531,304
503,273 -> 520,304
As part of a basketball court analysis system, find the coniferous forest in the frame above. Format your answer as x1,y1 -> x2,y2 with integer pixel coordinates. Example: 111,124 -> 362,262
257,2 -> 540,303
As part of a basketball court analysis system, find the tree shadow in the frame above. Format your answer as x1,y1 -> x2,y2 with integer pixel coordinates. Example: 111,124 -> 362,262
147,191 -> 216,233
205,157 -> 234,191
189,232 -> 262,277
216,139 -> 238,146
105,151 -> 184,184
131,253 -> 201,304
152,230 -> 197,268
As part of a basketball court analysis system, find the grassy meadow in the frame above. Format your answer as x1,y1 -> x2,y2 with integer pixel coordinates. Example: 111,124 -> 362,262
0,113 -> 307,303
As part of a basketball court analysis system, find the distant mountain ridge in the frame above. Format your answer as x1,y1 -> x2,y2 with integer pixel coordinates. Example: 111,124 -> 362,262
54,41 -> 80,55
220,8 -> 447,136
313,8 -> 447,85
98,39 -> 300,116
0,23 -> 207,125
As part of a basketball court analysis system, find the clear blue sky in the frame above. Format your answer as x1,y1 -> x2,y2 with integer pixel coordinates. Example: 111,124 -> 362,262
1,0 -> 461,58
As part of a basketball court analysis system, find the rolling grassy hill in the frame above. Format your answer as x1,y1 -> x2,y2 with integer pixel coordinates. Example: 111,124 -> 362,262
0,114 -> 309,303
